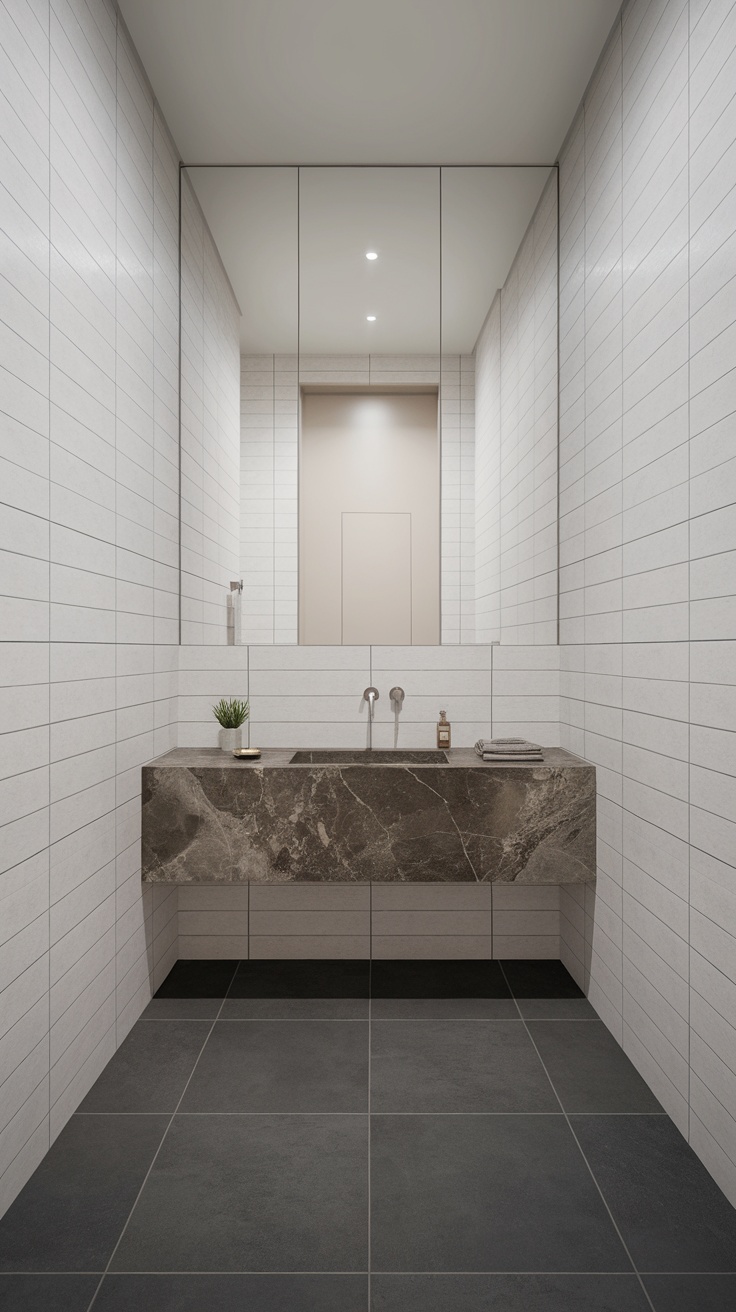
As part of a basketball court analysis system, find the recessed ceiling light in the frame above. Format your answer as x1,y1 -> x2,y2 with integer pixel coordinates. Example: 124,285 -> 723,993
366,315 -> 377,321
365,251 -> 378,260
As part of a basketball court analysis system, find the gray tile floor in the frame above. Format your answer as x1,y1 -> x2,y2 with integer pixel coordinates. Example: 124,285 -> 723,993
1,959 -> 735,1311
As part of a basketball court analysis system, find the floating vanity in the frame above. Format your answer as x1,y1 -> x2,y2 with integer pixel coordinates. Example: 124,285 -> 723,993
142,748 -> 595,887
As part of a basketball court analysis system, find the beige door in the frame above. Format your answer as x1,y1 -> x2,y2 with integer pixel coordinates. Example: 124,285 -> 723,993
300,392 -> 440,644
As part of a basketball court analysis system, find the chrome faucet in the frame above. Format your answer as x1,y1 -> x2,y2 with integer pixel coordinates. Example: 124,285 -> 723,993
389,686 -> 405,708
363,686 -> 379,749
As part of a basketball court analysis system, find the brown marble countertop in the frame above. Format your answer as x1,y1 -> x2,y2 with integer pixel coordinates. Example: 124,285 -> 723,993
146,746 -> 590,771
141,745 -> 596,886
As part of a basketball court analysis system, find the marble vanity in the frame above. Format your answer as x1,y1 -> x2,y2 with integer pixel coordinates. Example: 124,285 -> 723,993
141,748 -> 595,887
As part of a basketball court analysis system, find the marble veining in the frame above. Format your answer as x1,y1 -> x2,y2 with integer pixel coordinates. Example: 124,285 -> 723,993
142,749 -> 595,886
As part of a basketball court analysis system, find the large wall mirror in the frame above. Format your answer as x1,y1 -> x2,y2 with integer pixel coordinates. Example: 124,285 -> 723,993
182,165 -> 558,646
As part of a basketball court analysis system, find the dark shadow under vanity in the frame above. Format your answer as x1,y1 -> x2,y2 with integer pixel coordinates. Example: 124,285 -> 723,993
141,748 -> 595,887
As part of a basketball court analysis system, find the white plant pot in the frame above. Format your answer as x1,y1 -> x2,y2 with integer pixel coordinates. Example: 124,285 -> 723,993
218,726 -> 242,753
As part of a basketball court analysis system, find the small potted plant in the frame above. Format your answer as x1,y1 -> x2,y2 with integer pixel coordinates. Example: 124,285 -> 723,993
212,697 -> 249,752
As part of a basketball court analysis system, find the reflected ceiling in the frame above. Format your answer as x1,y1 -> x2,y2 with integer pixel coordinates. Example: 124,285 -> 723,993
187,166 -> 551,354
119,0 -> 620,165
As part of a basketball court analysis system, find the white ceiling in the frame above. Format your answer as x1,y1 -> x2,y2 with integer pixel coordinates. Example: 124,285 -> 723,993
187,165 -> 553,353
119,0 -> 620,166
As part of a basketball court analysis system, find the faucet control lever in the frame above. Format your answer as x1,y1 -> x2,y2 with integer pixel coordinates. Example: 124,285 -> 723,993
363,687 -> 379,750
389,686 -> 405,707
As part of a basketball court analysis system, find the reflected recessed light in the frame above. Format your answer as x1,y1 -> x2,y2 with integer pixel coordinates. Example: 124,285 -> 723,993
365,251 -> 378,260
366,315 -> 377,321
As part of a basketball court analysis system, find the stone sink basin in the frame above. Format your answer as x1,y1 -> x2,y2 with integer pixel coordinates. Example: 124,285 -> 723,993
289,749 -> 449,765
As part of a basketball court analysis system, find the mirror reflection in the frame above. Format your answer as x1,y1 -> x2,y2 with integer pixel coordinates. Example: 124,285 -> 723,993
184,165 -> 557,646
299,168 -> 440,645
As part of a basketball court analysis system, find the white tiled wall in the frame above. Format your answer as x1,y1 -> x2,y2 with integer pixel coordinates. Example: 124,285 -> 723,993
473,172 -> 559,646
491,644 -> 561,746
474,294 -> 502,641
180,176 -> 241,644
177,641 -> 565,753
240,354 -> 298,645
178,642 -> 493,751
239,354 -> 475,646
558,0 -> 736,1206
0,0 -> 239,1218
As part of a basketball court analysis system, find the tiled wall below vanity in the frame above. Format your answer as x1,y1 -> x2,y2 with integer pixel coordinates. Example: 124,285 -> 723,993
176,883 -> 562,961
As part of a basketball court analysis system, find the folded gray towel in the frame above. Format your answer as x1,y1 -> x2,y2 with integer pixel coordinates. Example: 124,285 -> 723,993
475,737 -> 542,756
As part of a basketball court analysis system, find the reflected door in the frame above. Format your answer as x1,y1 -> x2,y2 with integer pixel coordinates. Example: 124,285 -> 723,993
299,392 -> 439,644
342,513 -> 411,644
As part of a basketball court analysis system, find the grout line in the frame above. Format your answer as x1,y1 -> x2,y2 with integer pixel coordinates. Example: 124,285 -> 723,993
46,0 -> 51,1170
686,0 -> 692,1155
181,162 -> 558,169
27,1269 -> 736,1277
556,160 -> 561,649
13,1269 -> 736,1276
84,962 -> 239,1312
136,1016 -> 602,1022
367,935 -> 372,1309
177,169 -> 182,646
113,0 -> 120,1059
71,1110 -> 668,1117
498,959 -> 657,1312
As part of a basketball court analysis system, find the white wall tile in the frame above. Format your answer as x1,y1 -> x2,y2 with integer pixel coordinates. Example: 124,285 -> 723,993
557,0 -> 736,1206
0,0 -> 232,1216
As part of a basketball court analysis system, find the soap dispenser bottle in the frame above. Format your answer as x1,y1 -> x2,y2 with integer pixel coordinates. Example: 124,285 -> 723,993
437,710 -> 451,749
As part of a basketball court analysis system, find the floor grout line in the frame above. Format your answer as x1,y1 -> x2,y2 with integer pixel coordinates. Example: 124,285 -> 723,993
367,948 -> 372,1310
72,1110 -> 669,1117
497,961 -> 658,1312
11,1269 -> 736,1276
138,1016 -> 602,1022
83,963 -> 241,1312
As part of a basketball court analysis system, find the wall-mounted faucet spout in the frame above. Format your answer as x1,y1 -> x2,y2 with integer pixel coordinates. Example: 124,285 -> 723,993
363,686 -> 379,750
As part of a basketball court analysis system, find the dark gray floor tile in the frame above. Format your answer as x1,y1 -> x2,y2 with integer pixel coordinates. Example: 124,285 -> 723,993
500,959 -> 584,998
516,997 -> 598,1019
0,1115 -> 168,1272
372,1274 -> 652,1310
371,1114 -> 628,1272
79,1020 -> 211,1112
527,1021 -> 663,1113
0,1275 -> 99,1311
230,959 -> 369,998
221,997 -> 369,1019
371,960 -> 510,999
111,1113 -> 368,1271
371,1020 -> 558,1112
142,998 -> 221,1019
643,1275 -> 736,1310
371,997 -> 517,1019
180,1020 -> 368,1112
155,959 -> 239,998
95,1274 -> 368,1310
571,1115 -> 736,1271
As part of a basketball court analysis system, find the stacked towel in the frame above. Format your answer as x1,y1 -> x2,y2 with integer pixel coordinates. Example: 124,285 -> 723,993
475,737 -> 543,762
